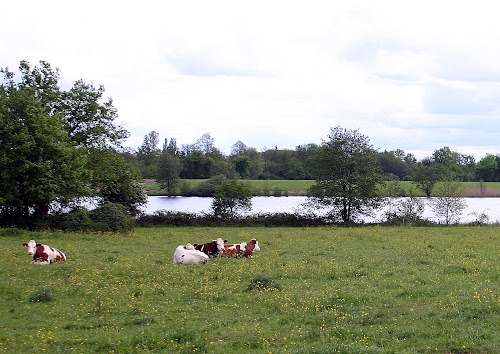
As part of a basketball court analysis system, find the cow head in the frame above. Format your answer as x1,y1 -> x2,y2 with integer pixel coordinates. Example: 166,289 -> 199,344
251,239 -> 261,252
23,240 -> 38,256
215,238 -> 226,251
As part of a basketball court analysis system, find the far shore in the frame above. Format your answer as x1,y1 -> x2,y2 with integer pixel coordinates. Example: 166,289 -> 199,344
142,179 -> 500,198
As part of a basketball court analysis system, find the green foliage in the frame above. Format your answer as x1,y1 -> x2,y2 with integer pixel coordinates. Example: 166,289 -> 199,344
87,149 -> 147,215
412,161 -> 441,197
0,60 -> 140,227
52,208 -> 93,231
475,154 -> 499,182
157,151 -> 181,195
2,226 -> 500,352
49,203 -> 134,232
429,179 -> 467,225
308,126 -> 383,223
30,287 -> 55,302
232,155 -> 251,178
193,175 -> 226,197
88,203 -> 135,233
247,275 -> 281,291
211,179 -> 252,218
0,79 -> 89,223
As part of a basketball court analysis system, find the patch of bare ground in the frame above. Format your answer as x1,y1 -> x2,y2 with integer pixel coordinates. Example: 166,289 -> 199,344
463,185 -> 500,197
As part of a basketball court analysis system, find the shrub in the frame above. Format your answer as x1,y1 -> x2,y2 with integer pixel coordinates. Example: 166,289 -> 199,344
30,287 -> 55,302
179,180 -> 193,196
89,203 -> 135,233
247,275 -> 281,291
193,175 -> 226,197
52,208 -> 93,231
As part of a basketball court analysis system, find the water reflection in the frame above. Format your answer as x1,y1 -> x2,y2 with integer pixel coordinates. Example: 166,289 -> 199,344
144,196 -> 500,224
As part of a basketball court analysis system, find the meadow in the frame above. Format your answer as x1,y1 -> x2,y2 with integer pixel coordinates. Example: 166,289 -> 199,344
145,179 -> 500,197
1,226 -> 500,353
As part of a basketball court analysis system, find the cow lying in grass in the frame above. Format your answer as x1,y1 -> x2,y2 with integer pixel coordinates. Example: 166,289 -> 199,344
193,238 -> 226,257
173,244 -> 209,264
220,238 -> 260,258
23,240 -> 66,265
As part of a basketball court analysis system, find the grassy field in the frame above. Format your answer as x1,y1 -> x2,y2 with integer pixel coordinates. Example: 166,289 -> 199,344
145,179 -> 500,197
2,226 -> 500,353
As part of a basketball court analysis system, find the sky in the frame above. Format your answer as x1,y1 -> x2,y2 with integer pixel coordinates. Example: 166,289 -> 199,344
3,0 -> 500,161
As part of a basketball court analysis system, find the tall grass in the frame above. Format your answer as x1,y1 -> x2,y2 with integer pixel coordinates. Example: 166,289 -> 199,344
2,226 -> 500,352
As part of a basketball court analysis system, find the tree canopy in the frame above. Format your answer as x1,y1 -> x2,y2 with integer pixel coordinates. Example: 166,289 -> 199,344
0,80 -> 89,222
0,60 -> 144,226
307,126 -> 383,223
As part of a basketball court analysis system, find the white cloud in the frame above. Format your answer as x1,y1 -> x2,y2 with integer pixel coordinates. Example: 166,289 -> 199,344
3,0 -> 500,161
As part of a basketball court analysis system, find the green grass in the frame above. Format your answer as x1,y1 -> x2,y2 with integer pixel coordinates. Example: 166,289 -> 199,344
2,226 -> 500,352
146,179 -> 500,197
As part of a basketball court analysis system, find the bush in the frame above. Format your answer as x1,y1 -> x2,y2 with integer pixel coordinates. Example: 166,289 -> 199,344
51,208 -> 93,231
193,175 -> 226,197
30,287 -> 55,302
89,203 -> 135,233
47,203 -> 134,233
247,275 -> 281,291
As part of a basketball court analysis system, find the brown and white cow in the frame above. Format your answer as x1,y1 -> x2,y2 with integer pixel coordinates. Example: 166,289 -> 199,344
23,240 -> 66,265
193,238 -> 226,257
220,238 -> 260,258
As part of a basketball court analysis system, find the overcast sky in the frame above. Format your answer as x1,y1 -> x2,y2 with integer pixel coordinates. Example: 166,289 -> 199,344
3,0 -> 500,160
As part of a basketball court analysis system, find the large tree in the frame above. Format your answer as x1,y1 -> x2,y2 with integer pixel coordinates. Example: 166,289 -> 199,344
16,60 -> 129,149
0,81 -> 89,222
306,126 -> 383,223
1,60 -> 142,223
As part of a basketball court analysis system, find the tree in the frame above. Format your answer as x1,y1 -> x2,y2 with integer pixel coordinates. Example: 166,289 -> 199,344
393,196 -> 425,222
1,60 -> 143,224
195,132 -> 216,154
17,60 -> 129,149
413,158 -> 441,197
232,155 -> 251,179
431,146 -> 476,181
475,154 -> 498,182
87,149 -> 147,216
137,130 -> 160,178
429,178 -> 467,225
180,150 -> 213,179
61,80 -> 129,148
211,180 -> 252,219
306,126 -> 383,223
0,80 -> 89,223
231,141 -> 248,156
157,150 -> 181,195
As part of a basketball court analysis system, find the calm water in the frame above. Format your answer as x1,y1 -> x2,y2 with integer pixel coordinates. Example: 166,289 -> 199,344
143,196 -> 500,224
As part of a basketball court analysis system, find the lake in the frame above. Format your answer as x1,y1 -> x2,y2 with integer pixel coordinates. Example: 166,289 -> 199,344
143,196 -> 500,224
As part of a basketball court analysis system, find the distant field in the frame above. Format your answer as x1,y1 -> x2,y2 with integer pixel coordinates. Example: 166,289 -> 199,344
145,179 -> 500,197
2,226 -> 500,352
145,179 -> 315,195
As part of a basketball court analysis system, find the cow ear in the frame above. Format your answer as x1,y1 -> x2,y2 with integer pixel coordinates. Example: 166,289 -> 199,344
224,240 -> 228,243
23,243 -> 28,247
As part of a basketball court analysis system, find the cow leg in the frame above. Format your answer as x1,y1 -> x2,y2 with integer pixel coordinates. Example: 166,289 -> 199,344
32,260 -> 50,265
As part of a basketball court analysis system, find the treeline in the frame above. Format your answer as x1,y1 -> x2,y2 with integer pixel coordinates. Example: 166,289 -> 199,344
2,60 -> 500,230
122,131 -> 496,191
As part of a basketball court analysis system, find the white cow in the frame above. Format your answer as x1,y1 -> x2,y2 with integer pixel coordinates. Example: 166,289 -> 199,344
173,244 -> 209,264
23,240 -> 67,265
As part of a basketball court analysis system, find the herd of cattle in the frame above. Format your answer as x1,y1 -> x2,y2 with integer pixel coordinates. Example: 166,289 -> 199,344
22,237 -> 260,265
173,237 -> 260,264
